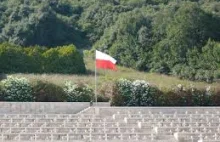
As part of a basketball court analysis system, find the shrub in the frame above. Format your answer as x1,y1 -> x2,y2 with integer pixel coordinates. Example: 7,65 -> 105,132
0,43 -> 86,74
111,79 -> 159,106
210,89 -> 220,106
151,62 -> 170,74
214,70 -> 220,79
111,84 -> 124,106
162,91 -> 182,106
97,83 -> 112,102
162,85 -> 213,106
57,45 -> 86,74
149,86 -> 164,106
191,88 -> 212,106
172,65 -> 196,80
195,69 -> 214,82
111,79 -> 133,106
43,45 -> 86,74
1,76 -> 33,101
64,81 -> 93,102
42,48 -> 59,73
33,81 -> 66,102
195,69 -> 206,81
0,43 -> 30,73
24,47 -> 44,73
111,79 -> 215,106
0,83 -> 5,101
131,80 -> 151,106
171,64 -> 183,77
204,70 -> 214,83
180,66 -> 196,80
97,94 -> 110,102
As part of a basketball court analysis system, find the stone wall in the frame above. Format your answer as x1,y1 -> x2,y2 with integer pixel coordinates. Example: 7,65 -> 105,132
0,102 -> 110,114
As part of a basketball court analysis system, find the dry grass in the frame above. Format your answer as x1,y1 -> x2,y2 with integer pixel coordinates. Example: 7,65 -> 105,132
11,55 -> 220,90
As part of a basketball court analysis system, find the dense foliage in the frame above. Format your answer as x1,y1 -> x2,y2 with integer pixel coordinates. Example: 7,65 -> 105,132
0,0 -> 220,81
91,1 -> 220,82
0,0 -> 88,47
64,81 -> 93,102
0,43 -> 86,73
111,79 -> 161,106
0,76 -> 220,106
111,78 -> 217,106
1,76 -> 33,101
0,76 -> 94,102
32,81 -> 67,102
0,83 -> 4,101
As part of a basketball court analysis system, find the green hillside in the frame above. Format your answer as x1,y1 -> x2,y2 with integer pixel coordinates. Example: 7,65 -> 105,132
0,0 -> 220,81
12,55 -> 220,91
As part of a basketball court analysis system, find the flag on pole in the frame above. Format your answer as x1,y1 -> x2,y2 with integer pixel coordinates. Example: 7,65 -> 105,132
96,50 -> 117,70
94,50 -> 117,105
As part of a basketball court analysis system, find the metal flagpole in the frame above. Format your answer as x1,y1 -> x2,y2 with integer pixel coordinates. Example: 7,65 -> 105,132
95,52 -> 98,106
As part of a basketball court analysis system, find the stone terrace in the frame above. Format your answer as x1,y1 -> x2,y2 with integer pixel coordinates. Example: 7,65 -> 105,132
0,105 -> 220,142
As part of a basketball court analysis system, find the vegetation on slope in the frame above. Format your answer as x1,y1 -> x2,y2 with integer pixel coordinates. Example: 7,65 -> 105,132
0,43 -> 86,74
12,55 -> 220,91
10,55 -> 220,104
0,0 -> 220,81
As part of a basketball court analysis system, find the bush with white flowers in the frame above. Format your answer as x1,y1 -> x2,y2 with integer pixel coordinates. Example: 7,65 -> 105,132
131,80 -> 152,106
112,79 -> 155,106
64,81 -> 93,102
1,76 -> 33,101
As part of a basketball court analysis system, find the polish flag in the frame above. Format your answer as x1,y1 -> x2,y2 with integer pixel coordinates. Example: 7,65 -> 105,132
96,50 -> 117,70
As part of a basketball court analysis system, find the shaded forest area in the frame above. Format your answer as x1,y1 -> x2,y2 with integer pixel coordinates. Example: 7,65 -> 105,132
0,0 -> 220,81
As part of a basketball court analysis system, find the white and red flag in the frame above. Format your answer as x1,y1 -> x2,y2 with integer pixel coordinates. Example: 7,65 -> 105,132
95,50 -> 117,70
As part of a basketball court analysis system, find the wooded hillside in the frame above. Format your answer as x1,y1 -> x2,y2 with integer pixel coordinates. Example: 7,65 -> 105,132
0,0 -> 220,81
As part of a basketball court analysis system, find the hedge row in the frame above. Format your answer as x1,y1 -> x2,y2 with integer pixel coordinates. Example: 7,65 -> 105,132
0,76 -> 94,102
0,43 -> 86,74
1,76 -> 220,106
111,79 -> 220,106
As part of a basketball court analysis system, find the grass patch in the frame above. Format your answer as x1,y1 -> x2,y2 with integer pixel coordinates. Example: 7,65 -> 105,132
11,55 -> 220,91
